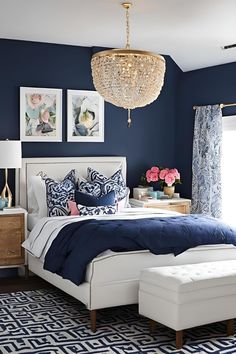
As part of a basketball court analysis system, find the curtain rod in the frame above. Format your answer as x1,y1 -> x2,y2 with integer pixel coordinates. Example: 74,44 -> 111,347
193,103 -> 236,110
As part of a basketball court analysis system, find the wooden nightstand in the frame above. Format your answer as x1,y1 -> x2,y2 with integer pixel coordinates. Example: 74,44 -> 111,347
0,208 -> 27,276
129,198 -> 191,214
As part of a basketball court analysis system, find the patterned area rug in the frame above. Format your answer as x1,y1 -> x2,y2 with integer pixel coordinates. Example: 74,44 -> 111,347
0,289 -> 236,354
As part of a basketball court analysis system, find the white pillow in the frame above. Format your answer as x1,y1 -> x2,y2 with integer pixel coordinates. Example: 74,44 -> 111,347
31,176 -> 47,218
117,187 -> 130,212
27,177 -> 39,214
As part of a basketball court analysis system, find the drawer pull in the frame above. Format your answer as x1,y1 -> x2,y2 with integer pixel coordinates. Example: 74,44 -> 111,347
7,250 -> 16,255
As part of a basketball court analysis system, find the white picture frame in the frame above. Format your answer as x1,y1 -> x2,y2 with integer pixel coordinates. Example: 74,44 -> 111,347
67,90 -> 104,142
20,87 -> 62,142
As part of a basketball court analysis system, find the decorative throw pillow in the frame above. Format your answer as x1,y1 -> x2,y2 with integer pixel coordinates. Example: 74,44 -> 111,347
75,190 -> 116,207
78,204 -> 117,216
87,168 -> 108,184
87,168 -> 127,201
77,177 -> 102,198
45,170 -> 76,217
68,200 -> 80,216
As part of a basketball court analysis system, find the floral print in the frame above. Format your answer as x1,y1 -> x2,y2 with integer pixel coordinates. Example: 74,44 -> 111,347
192,105 -> 222,218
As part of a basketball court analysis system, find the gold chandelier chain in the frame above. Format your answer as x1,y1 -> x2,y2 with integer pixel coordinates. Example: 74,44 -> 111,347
126,6 -> 130,49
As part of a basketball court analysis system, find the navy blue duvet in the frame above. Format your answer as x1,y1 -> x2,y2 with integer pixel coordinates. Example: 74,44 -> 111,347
44,215 -> 236,285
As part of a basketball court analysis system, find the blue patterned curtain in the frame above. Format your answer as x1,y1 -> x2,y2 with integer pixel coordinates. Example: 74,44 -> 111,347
192,105 -> 222,218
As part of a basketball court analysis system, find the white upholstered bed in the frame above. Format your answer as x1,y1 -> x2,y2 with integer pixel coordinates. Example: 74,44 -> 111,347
17,156 -> 236,331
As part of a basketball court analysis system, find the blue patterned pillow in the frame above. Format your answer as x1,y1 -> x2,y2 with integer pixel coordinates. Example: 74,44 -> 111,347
78,179 -> 101,198
78,204 -> 117,216
87,168 -> 126,201
75,190 -> 116,207
45,170 -> 76,217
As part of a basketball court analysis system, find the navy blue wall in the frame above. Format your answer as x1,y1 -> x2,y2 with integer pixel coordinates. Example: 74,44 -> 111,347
0,39 -> 182,194
1,39 -> 235,210
176,61 -> 236,198
1,38 -> 236,278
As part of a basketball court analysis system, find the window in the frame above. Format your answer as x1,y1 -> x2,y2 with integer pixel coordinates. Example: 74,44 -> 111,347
222,115 -> 236,226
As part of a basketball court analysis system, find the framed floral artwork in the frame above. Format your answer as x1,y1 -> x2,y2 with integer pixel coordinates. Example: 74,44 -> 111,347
67,90 -> 104,142
20,87 -> 62,142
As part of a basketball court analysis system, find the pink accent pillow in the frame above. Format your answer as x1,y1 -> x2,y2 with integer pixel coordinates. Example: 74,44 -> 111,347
68,200 -> 80,216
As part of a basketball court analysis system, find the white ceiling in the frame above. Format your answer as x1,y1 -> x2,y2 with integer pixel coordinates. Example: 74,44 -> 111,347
0,0 -> 235,72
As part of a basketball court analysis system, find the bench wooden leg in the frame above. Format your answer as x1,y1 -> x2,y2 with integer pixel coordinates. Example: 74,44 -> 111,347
227,319 -> 234,336
176,330 -> 183,349
149,319 -> 157,334
90,310 -> 97,332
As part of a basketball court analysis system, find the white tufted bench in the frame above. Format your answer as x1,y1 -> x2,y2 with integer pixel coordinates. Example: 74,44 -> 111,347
139,260 -> 236,349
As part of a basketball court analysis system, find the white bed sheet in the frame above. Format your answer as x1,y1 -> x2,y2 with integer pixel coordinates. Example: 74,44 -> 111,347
27,213 -> 42,231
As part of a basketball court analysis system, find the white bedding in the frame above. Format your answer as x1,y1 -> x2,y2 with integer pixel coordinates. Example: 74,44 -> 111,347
23,208 -> 181,261
23,208 -> 236,268
27,213 -> 42,231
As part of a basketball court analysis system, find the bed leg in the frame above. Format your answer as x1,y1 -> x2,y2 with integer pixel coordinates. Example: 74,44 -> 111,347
176,330 -> 183,349
149,319 -> 157,334
227,319 -> 234,336
90,310 -> 97,332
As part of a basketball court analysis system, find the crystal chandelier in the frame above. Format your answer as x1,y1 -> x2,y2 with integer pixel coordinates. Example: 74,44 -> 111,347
91,2 -> 166,127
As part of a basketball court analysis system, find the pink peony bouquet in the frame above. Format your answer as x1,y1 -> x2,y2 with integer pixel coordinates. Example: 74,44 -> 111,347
146,166 -> 160,183
145,166 -> 181,188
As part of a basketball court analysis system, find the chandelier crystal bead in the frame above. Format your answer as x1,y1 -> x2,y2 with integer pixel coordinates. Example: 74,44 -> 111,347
91,2 -> 166,126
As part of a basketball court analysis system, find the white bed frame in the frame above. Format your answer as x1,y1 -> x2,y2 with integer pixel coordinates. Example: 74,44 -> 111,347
16,156 -> 236,331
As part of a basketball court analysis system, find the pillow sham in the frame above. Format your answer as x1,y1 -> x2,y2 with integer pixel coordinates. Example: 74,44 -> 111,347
45,170 -> 76,217
30,171 -> 48,217
28,177 -> 39,214
31,175 -> 47,218
87,168 -> 127,201
68,200 -> 80,216
78,204 -> 117,216
75,190 -> 116,207
78,179 -> 102,198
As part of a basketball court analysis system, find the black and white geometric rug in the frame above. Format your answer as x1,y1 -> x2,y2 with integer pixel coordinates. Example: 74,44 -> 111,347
0,289 -> 236,354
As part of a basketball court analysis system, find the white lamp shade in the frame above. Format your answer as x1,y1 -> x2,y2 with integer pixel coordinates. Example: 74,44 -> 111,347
0,140 -> 22,168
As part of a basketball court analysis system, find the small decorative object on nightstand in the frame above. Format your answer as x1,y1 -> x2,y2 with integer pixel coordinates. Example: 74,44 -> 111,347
133,187 -> 150,200
0,207 -> 28,277
129,198 -> 191,214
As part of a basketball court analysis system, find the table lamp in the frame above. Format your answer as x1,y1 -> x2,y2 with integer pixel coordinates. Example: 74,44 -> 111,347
0,140 -> 22,207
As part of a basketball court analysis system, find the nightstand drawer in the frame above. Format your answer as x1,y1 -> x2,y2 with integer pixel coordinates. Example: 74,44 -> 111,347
167,203 -> 190,214
0,233 -> 22,256
129,198 -> 191,214
0,215 -> 22,230
0,213 -> 25,266
146,204 -> 188,213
